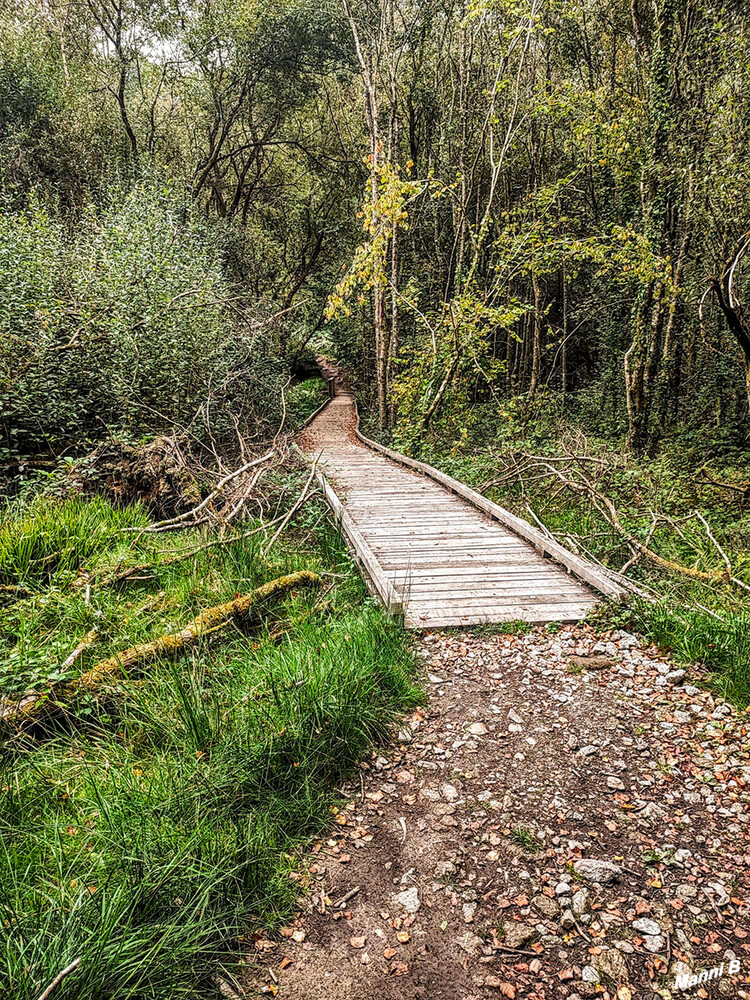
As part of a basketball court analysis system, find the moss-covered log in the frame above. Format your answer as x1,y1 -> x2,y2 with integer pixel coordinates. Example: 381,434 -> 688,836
1,571 -> 321,730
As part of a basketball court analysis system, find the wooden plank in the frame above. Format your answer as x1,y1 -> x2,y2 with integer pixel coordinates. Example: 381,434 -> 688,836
400,582 -> 592,599
404,606 -> 591,628
351,413 -> 626,600
292,445 -> 403,620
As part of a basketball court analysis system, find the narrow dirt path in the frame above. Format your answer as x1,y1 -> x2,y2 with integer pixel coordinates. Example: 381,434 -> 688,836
242,626 -> 749,1000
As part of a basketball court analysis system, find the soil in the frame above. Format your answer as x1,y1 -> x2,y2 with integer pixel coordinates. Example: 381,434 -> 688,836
240,625 -> 750,1000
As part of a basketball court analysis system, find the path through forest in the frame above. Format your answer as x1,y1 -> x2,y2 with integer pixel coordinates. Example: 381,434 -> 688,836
243,625 -> 750,1000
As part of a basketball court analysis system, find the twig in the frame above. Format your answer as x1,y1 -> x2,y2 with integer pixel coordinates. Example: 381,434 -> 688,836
335,886 -> 361,909
261,458 -> 319,557
36,958 -> 82,1000
59,629 -> 99,674
493,943 -> 538,957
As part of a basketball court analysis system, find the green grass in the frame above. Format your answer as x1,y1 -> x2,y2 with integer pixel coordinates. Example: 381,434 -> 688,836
287,377 -> 329,428
594,598 -> 750,706
0,490 -> 420,1000
510,826 -> 544,853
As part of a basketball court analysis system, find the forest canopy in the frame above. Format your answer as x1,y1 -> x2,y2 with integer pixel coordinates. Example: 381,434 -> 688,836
1,0 -> 749,466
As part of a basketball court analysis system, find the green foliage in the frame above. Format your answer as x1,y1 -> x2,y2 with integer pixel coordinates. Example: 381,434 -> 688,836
597,599 -> 750,708
0,493 -> 419,1000
0,495 -> 147,589
510,826 -> 544,853
0,179 -> 295,456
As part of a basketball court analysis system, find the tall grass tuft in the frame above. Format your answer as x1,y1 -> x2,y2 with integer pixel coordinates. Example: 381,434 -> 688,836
1,492 -> 420,1000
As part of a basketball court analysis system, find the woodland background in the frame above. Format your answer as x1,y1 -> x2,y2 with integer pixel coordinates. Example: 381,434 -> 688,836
2,3 -> 750,997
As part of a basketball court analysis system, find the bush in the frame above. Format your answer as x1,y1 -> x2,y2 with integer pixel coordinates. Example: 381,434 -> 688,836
0,178 -> 291,459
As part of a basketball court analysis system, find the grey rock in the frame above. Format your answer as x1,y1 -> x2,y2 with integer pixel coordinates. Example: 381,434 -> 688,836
560,908 -> 576,931
533,894 -> 559,919
632,917 -> 661,936
397,727 -> 414,744
456,931 -> 483,957
666,669 -> 686,684
573,859 -> 622,884
393,887 -> 420,913
467,721 -> 488,736
706,882 -> 730,907
577,745 -> 598,757
592,948 -> 629,983
440,782 -> 459,802
607,776 -> 626,791
581,967 -> 600,984
502,922 -> 537,950
555,881 -> 572,897
642,934 -> 665,953
613,940 -> 635,954
670,960 -> 692,979
572,888 -> 590,916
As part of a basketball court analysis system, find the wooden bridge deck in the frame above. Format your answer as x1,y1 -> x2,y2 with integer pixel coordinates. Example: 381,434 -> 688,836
298,392 -> 620,629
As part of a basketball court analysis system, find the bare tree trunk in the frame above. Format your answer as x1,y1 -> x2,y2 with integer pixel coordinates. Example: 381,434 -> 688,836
343,0 -> 388,429
528,271 -> 543,398
709,231 -> 750,415
561,263 -> 568,406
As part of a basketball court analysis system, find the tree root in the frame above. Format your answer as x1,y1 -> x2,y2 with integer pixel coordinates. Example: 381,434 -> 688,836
1,571 -> 321,730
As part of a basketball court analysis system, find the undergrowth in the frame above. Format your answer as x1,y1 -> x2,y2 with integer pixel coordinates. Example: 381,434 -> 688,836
0,487 -> 419,1000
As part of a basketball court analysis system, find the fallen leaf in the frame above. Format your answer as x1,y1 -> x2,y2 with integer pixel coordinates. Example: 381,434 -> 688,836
396,930 -> 411,943
279,957 -> 292,970
383,947 -> 397,959
529,959 -> 542,974
389,962 -> 409,976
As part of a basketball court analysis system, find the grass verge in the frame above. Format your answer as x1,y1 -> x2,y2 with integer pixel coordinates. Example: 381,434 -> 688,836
1,488 -> 419,1000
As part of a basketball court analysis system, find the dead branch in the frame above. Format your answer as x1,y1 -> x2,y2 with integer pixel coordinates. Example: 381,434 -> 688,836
696,466 -> 750,498
36,958 -> 82,1000
535,460 -> 740,586
619,513 -> 657,573
59,628 -> 99,673
261,456 -> 319,557
1,572 -> 321,729
136,449 -> 275,533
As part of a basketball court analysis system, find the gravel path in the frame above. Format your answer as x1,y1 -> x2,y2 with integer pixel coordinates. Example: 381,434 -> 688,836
242,625 -> 750,1000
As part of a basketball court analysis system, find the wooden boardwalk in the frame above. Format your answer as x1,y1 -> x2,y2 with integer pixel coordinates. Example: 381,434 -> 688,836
298,392 -> 624,629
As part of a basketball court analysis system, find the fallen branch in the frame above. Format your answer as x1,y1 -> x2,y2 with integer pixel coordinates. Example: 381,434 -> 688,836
1,572 -> 321,729
133,449 -> 275,534
35,958 -> 82,1000
261,457 -> 319,557
0,583 -> 33,598
534,460 -> 740,586
59,628 -> 99,673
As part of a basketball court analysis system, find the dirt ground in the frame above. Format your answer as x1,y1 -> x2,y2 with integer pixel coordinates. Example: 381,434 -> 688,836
240,625 -> 750,1000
